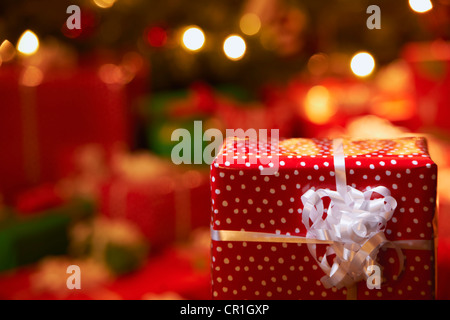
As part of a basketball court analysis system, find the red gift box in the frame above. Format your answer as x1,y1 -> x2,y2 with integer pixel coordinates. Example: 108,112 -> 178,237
99,153 -> 211,249
210,137 -> 437,299
0,64 -> 128,204
402,41 -> 450,134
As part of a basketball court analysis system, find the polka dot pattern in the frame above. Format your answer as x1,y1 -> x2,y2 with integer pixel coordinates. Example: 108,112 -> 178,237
211,242 -> 435,300
211,137 -> 437,299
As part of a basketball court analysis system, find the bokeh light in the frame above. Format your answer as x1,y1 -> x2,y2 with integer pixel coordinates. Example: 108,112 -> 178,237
17,30 -> 39,55
20,66 -> 44,87
409,0 -> 433,13
98,64 -> 125,85
223,35 -> 246,61
0,40 -> 16,62
240,13 -> 261,36
182,26 -> 205,51
304,85 -> 337,124
93,0 -> 116,9
350,52 -> 375,77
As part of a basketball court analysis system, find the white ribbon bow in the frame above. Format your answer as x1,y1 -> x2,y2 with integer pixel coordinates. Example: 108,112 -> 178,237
300,138 -> 401,289
301,185 -> 398,289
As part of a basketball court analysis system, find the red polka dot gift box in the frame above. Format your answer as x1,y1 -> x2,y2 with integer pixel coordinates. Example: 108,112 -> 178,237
210,137 -> 437,300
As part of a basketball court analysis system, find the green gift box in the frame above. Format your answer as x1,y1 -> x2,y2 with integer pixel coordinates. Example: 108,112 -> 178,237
0,199 -> 94,272
140,87 -> 215,163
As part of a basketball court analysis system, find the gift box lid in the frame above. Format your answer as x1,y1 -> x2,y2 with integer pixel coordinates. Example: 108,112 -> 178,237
210,137 -> 437,242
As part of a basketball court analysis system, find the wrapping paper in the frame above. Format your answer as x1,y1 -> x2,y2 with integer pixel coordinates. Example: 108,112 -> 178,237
210,137 -> 437,299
